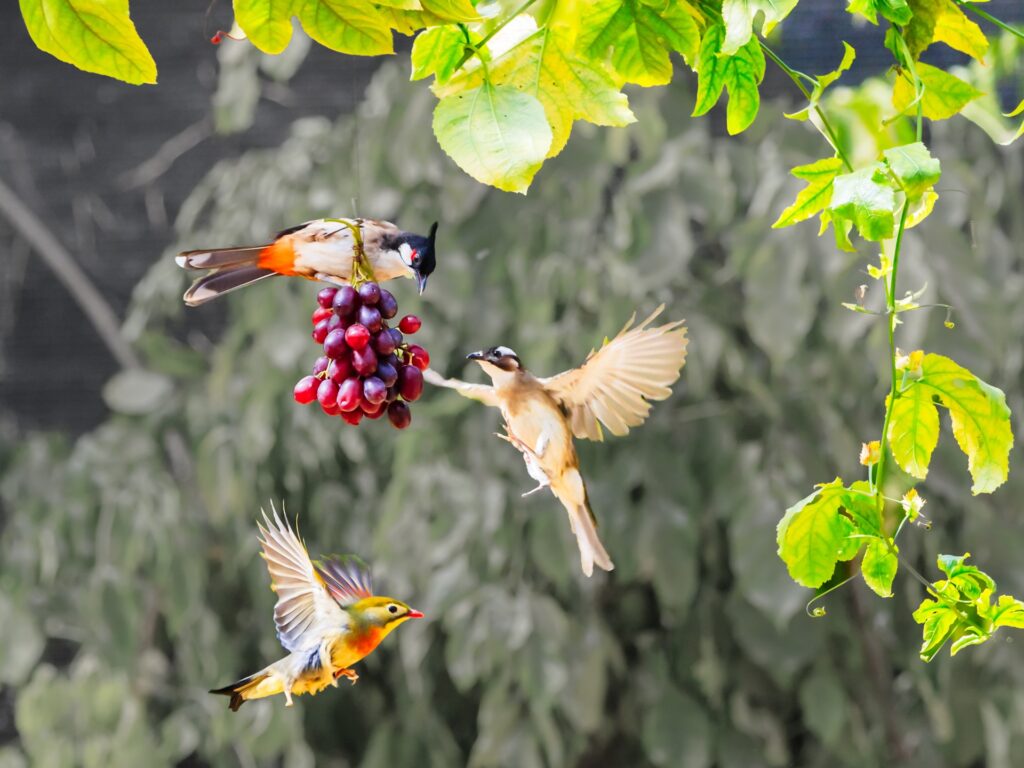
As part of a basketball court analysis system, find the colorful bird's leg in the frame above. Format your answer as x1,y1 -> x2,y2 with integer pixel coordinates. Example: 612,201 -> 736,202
334,668 -> 359,685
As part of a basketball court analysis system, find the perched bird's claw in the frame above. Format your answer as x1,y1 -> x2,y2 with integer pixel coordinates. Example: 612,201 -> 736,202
335,668 -> 359,686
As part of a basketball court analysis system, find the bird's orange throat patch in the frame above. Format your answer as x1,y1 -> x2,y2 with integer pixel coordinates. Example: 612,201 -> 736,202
350,626 -> 383,657
257,238 -> 298,276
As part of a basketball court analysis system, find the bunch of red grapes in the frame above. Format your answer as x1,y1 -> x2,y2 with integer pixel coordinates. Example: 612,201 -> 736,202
292,283 -> 429,429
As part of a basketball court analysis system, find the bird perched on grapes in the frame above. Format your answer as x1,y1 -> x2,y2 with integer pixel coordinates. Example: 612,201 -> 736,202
210,505 -> 423,710
424,306 -> 688,577
178,218 -> 438,305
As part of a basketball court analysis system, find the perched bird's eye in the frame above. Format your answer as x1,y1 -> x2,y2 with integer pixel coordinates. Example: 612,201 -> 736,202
388,604 -> 398,614
410,249 -> 421,268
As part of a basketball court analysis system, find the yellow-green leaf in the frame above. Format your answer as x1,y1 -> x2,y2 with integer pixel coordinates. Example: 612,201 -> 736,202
234,0 -> 297,54
861,539 -> 898,597
19,0 -> 157,84
379,6 -> 449,34
432,82 -> 553,193
847,0 -> 912,25
721,0 -> 799,56
410,24 -> 467,82
693,23 -> 765,135
905,0 -> 988,62
887,382 -> 940,480
829,165 -> 897,242
786,42 -> 856,121
882,141 -> 941,201
773,156 -> 844,228
777,479 -> 856,589
893,62 -> 983,121
918,353 -> 1013,494
299,0 -> 393,55
419,0 -> 480,22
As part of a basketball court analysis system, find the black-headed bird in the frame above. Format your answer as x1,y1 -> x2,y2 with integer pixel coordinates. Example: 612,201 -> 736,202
210,505 -> 423,710
424,306 -> 688,577
178,218 -> 438,305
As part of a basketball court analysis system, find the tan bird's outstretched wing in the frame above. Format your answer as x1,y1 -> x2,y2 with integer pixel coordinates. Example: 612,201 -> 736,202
257,503 -> 348,652
423,368 -> 499,407
539,305 -> 688,441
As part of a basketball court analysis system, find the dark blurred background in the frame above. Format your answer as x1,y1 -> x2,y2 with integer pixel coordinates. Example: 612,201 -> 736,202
1,3 -> 1023,767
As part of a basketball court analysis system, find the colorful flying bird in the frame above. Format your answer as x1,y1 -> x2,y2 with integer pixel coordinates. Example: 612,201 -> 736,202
210,505 -> 423,710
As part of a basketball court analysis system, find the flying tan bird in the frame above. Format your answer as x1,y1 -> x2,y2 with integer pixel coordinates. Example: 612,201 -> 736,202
177,218 -> 438,305
425,306 -> 688,576
210,505 -> 423,710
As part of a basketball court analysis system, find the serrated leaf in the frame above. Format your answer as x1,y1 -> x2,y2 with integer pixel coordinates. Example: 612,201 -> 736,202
693,23 -> 765,135
721,0 -> 799,56
786,42 -> 856,121
842,481 -> 883,538
918,353 -> 1013,494
990,595 -> 1024,630
887,383 -> 940,480
410,25 -> 467,82
893,62 -> 983,121
581,0 -> 702,87
912,598 -> 958,661
234,0 -> 297,54
773,156 -> 844,228
883,141 -> 941,200
19,0 -> 157,84
847,0 -> 912,25
829,165 -> 896,242
861,539 -> 898,597
776,480 -> 856,589
936,553 -> 995,598
433,82 -> 552,193
299,0 -> 393,55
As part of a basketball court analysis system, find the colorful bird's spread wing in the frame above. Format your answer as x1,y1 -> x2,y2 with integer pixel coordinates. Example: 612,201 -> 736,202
423,368 -> 499,407
257,504 -> 348,652
314,555 -> 373,607
539,306 -> 688,441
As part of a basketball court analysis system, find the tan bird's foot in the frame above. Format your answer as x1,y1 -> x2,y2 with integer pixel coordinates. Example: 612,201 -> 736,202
335,668 -> 359,685
521,482 -> 548,498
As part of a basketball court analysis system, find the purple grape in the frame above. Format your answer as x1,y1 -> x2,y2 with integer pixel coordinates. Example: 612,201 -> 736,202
398,365 -> 424,402
352,347 -> 378,377
337,377 -> 362,412
378,289 -> 398,319
326,313 -> 345,332
385,385 -> 399,403
317,287 -> 338,309
375,361 -> 398,387
388,328 -> 404,348
323,329 -> 348,359
312,356 -> 329,376
328,357 -> 351,384
317,379 -> 339,408
387,401 -> 412,429
312,319 -> 330,344
332,285 -> 359,316
358,282 -> 381,306
363,376 -> 387,405
358,305 -> 383,334
374,330 -> 397,356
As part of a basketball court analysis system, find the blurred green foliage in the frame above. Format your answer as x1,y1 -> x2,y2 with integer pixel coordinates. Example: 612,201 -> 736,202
1,59 -> 1023,767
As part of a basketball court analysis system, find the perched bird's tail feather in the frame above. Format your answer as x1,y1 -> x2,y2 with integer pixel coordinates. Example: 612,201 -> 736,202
569,494 -> 614,577
178,246 -> 280,306
210,671 -> 270,712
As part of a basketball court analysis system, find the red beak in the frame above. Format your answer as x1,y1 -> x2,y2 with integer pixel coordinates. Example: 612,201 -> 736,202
407,609 -> 425,619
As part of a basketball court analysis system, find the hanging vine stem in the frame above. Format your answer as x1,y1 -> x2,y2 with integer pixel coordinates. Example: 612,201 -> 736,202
324,218 -> 375,284
955,1 -> 1024,42
452,0 -> 540,73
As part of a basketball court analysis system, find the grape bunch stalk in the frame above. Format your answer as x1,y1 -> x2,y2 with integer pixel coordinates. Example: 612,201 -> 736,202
291,222 -> 428,429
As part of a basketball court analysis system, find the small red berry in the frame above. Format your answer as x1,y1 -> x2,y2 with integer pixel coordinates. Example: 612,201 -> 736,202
312,306 -> 333,325
345,323 -> 371,350
407,344 -> 430,371
293,376 -> 318,404
398,314 -> 422,334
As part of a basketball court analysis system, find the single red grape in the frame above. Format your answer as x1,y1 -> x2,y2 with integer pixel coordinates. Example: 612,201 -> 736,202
317,379 -> 340,408
387,401 -> 412,429
358,282 -> 381,306
328,357 -> 351,384
398,365 -> 424,402
337,378 -> 363,412
293,376 -> 318,404
362,400 -> 386,419
352,346 -> 378,377
323,329 -> 348,359
398,315 -> 421,334
312,306 -> 333,325
317,287 -> 338,309
312,319 -> 330,344
345,323 -> 370,350
407,344 -> 430,371
378,290 -> 398,319
332,285 -> 359,316
341,409 -> 363,426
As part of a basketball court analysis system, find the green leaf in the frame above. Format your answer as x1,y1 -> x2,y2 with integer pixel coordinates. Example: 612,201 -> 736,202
918,353 -> 1013,494
887,380 -> 940,479
861,539 -> 898,597
299,0 -> 393,55
882,141 -> 941,201
936,552 -> 995,599
776,480 -> 856,589
773,156 -> 844,228
379,6 -> 450,34
828,165 -> 897,242
433,82 -> 553,193
841,481 -> 883,538
893,62 -> 983,121
721,0 -> 799,56
990,595 -> 1024,630
912,598 -> 959,661
486,24 -> 636,157
233,0 -> 297,54
693,23 -> 765,135
19,0 -> 157,84
581,0 -> 702,87
419,0 -> 480,22
786,42 -> 856,122
904,0 -> 988,62
847,0 -> 912,25
410,25 -> 467,82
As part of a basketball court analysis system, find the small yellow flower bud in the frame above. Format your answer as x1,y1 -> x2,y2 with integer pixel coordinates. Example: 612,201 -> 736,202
860,440 -> 881,466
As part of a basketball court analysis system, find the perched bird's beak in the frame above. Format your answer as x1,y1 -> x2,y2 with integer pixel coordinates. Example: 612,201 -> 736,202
466,351 -> 486,361
416,272 -> 428,295
407,609 -> 425,619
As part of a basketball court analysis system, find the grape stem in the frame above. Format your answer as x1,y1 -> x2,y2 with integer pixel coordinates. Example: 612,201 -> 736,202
325,218 -> 375,285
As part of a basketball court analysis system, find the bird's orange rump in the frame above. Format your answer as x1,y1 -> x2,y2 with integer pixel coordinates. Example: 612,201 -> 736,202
257,238 -> 299,276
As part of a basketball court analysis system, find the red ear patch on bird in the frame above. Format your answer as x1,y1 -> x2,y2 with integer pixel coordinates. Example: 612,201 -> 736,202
257,238 -> 298,276
316,555 -> 373,606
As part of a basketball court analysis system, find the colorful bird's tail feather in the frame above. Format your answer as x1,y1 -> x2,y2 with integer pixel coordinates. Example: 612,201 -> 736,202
209,671 -> 270,712
177,245 -> 281,306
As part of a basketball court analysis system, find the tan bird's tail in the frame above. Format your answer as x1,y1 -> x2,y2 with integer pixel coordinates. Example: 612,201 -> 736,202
566,490 -> 614,577
177,246 -> 278,306
209,670 -> 271,712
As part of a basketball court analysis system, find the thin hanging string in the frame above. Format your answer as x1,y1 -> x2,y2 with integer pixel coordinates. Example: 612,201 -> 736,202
349,73 -> 362,219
